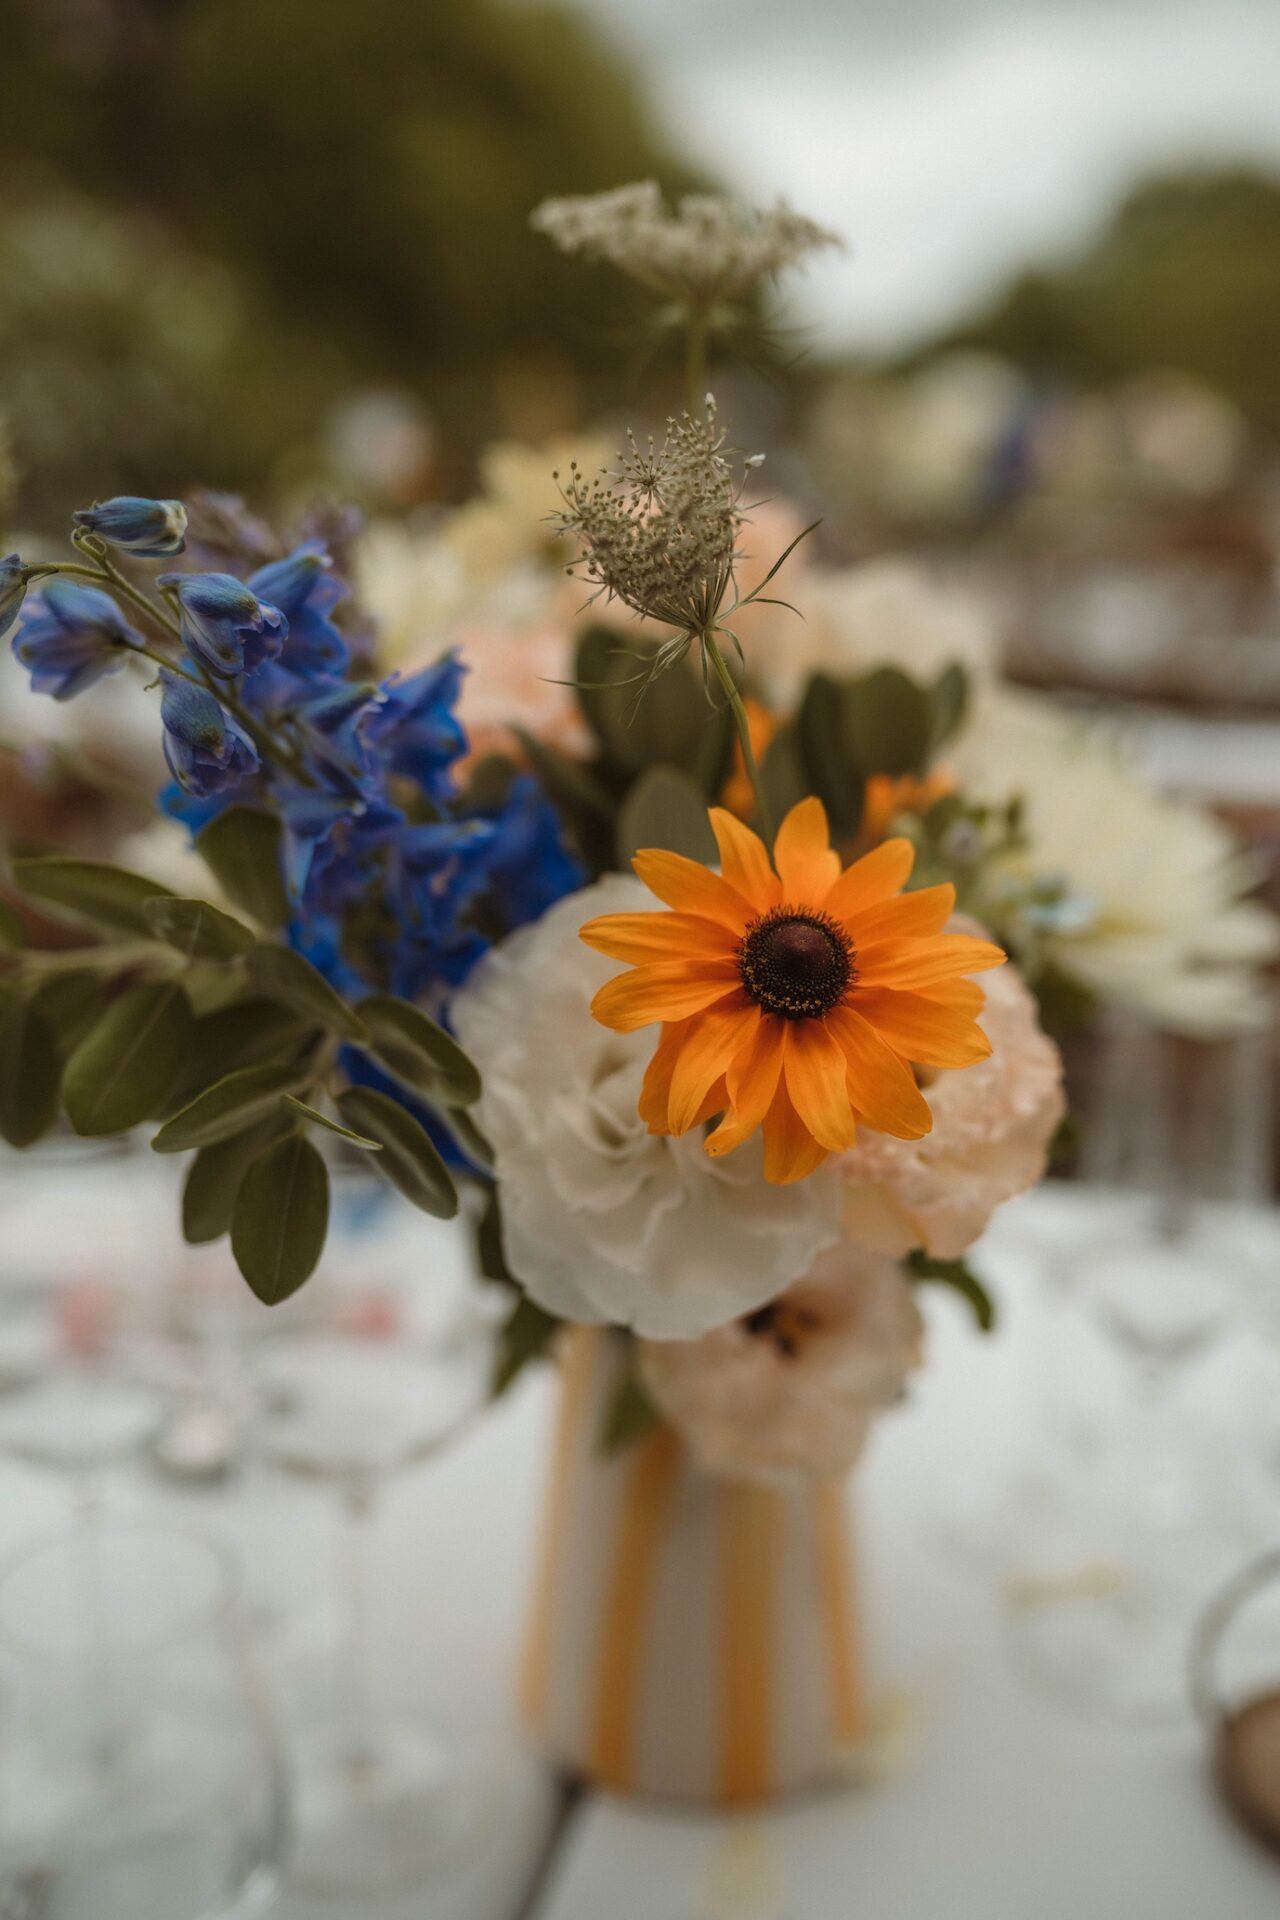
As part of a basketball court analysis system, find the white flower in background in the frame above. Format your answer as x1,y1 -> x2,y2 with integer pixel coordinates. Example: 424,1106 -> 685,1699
639,1239 -> 923,1485
956,690 -> 1280,1036
841,933 -> 1065,1259
452,877 -> 842,1341
753,555 -> 1000,710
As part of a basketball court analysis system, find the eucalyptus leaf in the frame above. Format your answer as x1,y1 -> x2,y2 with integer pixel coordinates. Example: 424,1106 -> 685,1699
691,697 -> 736,802
443,1104 -> 494,1173
282,1094 -> 383,1149
163,1000 -> 316,1114
152,1060 -> 315,1153
355,995 -> 480,1107
615,766 -> 718,866
181,1112 -> 293,1245
798,672 -> 863,835
63,981 -> 192,1136
0,993 -> 60,1148
231,1133 -> 329,1305
597,1361 -> 662,1457
196,808 -> 289,930
493,1293 -> 559,1397
335,1087 -> 459,1218
29,972 -> 110,1061
246,945 -> 368,1042
11,856 -> 174,937
143,895 -> 256,960
844,668 -> 933,779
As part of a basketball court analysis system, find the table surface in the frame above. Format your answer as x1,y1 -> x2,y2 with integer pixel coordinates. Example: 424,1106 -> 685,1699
2,1179 -> 1279,1920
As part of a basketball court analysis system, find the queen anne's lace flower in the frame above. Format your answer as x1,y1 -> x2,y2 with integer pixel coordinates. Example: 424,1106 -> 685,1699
531,182 -> 841,305
452,876 -> 843,1340
640,1239 -> 923,1484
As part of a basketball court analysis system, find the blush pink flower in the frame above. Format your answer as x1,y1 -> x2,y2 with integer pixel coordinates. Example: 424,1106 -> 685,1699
639,1241 -> 923,1486
840,922 -> 1064,1259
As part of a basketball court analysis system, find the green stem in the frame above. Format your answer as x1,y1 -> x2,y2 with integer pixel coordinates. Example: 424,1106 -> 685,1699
702,629 -> 774,851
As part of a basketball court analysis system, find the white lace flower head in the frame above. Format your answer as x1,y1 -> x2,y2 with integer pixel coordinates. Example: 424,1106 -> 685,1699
452,876 -> 842,1340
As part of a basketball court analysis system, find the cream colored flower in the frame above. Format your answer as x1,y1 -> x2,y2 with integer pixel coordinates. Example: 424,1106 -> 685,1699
639,1240 -> 923,1485
956,690 -> 1280,1036
452,877 -> 842,1340
841,934 -> 1064,1259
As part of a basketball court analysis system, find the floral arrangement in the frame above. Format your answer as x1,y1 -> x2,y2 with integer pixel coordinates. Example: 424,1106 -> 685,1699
1,183 -> 1272,1485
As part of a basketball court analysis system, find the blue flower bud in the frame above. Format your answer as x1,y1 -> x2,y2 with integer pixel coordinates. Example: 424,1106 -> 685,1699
0,554 -> 28,640
159,671 -> 259,795
249,541 -> 349,677
11,581 -> 141,701
158,571 -> 287,679
72,496 -> 188,557
365,653 -> 468,798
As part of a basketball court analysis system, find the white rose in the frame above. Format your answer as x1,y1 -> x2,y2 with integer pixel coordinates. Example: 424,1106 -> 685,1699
453,877 -> 842,1340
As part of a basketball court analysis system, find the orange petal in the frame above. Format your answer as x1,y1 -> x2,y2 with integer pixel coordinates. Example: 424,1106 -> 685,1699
773,797 -> 840,903
632,849 -> 755,932
850,882 -> 956,944
782,1018 -> 858,1153
761,1078 -> 830,1184
823,837 -> 915,922
851,986 -> 993,1070
705,1014 -> 785,1159
638,1020 -> 689,1131
709,808 -> 780,913
856,934 -> 1006,991
580,910 -> 738,966
667,996 -> 759,1134
826,1004 -> 933,1140
590,962 -> 741,1033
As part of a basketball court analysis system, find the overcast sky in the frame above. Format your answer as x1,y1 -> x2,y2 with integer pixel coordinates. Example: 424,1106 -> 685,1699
562,0 -> 1280,353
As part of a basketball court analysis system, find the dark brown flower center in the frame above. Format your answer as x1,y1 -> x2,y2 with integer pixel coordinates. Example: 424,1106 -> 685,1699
738,906 -> 853,1019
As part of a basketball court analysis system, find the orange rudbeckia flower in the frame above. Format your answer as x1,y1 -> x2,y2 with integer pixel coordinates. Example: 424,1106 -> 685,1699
579,797 -> 1006,1185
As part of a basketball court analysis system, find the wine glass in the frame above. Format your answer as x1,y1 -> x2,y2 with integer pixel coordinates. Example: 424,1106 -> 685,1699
1008,1013 -> 1273,1719
0,1515 -> 288,1920
250,1165 -> 500,1898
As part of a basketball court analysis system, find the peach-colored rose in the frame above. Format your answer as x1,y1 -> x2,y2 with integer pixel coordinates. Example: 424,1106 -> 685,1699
639,1242 -> 923,1486
452,613 -> 591,763
840,929 -> 1064,1259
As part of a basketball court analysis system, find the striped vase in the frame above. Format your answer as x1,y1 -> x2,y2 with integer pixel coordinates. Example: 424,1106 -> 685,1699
519,1326 -> 870,1806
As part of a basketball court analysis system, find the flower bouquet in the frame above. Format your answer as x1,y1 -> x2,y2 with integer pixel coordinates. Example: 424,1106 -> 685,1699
1,184 -> 1272,1805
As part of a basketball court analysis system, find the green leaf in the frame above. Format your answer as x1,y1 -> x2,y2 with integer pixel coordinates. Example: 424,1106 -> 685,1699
282,1094 -> 383,1149
195,808 -> 289,929
513,727 -> 616,824
759,726 -> 809,824
152,1060 -> 315,1153
493,1293 -> 560,1396
246,945 -> 368,1042
62,981 -> 192,1136
929,662 -> 970,756
443,1104 -> 494,1172
0,900 -> 25,949
615,766 -> 718,867
905,1250 -> 997,1332
143,895 -> 256,960
28,972 -> 110,1061
0,993 -> 61,1148
597,1359 -> 662,1457
691,699 -> 736,802
335,1087 -> 459,1218
797,672 -> 863,835
844,668 -> 933,779
11,856 -> 174,937
181,1112 -> 293,1244
475,1188 -> 513,1284
231,1133 -> 329,1306
355,994 -> 481,1107
575,626 -> 653,771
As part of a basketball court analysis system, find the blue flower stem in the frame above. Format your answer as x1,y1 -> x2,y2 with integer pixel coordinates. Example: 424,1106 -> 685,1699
702,627 -> 774,852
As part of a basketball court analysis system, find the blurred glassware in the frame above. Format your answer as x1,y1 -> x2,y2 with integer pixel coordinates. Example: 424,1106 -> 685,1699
0,1515 -> 287,1920
1008,1013 -> 1274,1720
250,1163 -> 500,1898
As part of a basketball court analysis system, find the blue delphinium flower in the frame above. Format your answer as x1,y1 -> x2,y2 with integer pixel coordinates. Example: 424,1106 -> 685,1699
0,555 -> 29,640
474,775 -> 584,936
159,572 -> 287,679
159,670 -> 259,796
72,496 -> 188,557
249,542 -> 349,680
11,581 -> 141,700
363,656 -> 468,801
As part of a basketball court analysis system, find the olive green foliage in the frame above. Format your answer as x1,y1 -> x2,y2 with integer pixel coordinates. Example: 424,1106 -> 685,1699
0,823 -> 483,1303
1,0 -> 700,519
935,169 -> 1280,431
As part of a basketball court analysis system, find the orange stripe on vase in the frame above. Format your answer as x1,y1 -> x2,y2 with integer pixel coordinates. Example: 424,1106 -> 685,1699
586,1420 -> 683,1789
815,1479 -> 867,1746
719,1483 -> 782,1805
519,1325 -> 600,1726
